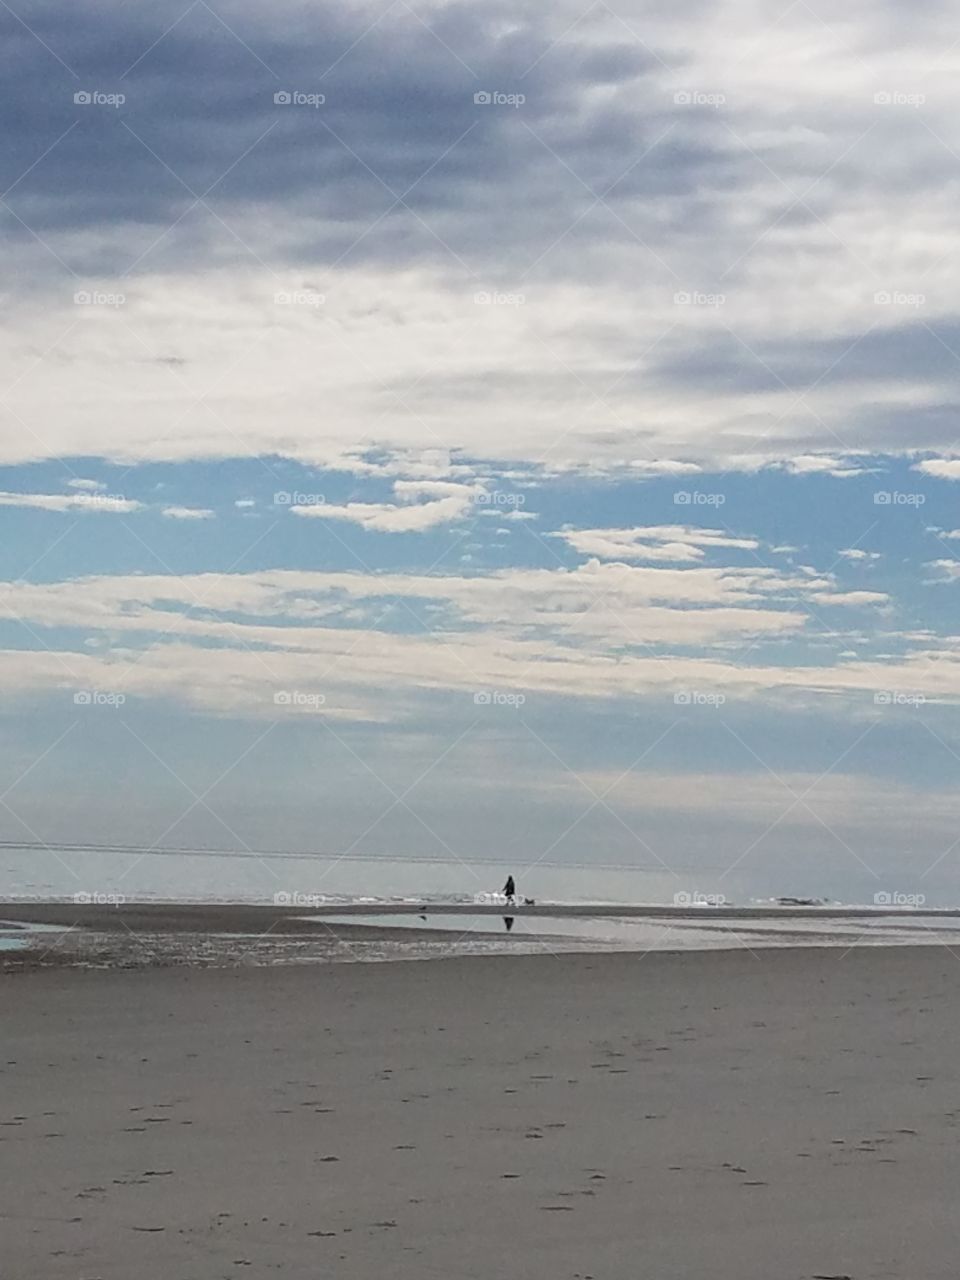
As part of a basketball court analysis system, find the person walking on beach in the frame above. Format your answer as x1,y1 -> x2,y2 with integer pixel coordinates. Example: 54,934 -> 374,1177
503,874 -> 516,905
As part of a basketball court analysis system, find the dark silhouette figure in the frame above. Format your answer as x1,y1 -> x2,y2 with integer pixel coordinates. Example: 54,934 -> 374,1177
503,874 -> 516,905
503,916 -> 514,931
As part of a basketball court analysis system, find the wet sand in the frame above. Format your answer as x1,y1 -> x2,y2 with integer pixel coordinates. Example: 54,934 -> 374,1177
4,945 -> 960,1278
0,901 -> 556,969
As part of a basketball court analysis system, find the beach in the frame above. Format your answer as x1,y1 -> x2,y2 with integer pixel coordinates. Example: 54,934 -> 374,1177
4,944 -> 960,1279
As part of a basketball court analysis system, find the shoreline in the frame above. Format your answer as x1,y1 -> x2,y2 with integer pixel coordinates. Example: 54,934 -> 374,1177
1,897 -> 955,925
4,899 -> 960,972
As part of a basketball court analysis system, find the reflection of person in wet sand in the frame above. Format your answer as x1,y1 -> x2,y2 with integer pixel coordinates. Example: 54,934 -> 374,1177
503,874 -> 516,905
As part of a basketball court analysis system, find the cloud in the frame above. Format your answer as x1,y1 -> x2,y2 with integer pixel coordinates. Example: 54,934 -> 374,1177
554,525 -> 760,563
291,481 -> 479,532
0,543 -> 932,725
0,490 -> 141,513
161,505 -> 215,520
925,560 -> 960,581
66,478 -> 106,492
915,459 -> 960,480
780,456 -> 866,478
837,548 -> 881,561
1,4 -> 960,475
809,590 -> 889,607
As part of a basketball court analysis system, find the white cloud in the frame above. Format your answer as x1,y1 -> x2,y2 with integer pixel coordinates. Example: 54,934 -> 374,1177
162,506 -> 215,520
629,460 -> 702,476
915,459 -> 960,480
0,491 -> 141,514
291,481 -> 479,532
555,525 -> 759,563
837,548 -> 881,561
781,456 -> 866,478
0,263 -> 955,476
925,559 -> 960,581
478,507 -> 537,522
66,478 -> 106,492
0,554 -> 935,721
810,590 -> 889,606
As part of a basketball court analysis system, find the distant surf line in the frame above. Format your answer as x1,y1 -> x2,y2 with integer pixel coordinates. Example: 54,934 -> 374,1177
0,839 -> 725,875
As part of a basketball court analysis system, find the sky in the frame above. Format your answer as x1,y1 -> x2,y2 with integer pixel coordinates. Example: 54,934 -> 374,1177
2,0 -> 960,905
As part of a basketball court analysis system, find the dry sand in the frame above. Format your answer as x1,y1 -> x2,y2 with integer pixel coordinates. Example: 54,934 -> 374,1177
3,945 -> 960,1279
